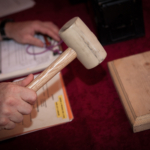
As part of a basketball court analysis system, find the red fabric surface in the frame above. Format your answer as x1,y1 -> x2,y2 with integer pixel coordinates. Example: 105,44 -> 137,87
0,0 -> 150,149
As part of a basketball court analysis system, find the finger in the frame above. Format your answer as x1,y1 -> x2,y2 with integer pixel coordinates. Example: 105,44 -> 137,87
28,35 -> 44,47
3,89 -> 35,114
43,22 -> 59,34
4,83 -> 37,105
34,23 -> 60,41
0,117 -> 9,126
16,101 -> 33,115
14,74 -> 37,104
9,110 -> 23,123
0,117 -> 15,130
15,74 -> 34,87
4,121 -> 16,130
19,86 -> 37,104
43,22 -> 60,41
23,35 -> 44,47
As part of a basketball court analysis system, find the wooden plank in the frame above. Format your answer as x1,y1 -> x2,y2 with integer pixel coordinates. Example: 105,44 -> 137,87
108,51 -> 150,132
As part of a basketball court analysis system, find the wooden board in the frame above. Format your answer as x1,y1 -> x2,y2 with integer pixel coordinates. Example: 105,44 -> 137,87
108,51 -> 150,133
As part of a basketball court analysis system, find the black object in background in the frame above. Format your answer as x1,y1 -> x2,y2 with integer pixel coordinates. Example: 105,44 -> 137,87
91,0 -> 145,45
69,0 -> 87,4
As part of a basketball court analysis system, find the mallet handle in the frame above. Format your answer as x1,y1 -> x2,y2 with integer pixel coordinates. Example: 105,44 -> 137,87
27,48 -> 77,92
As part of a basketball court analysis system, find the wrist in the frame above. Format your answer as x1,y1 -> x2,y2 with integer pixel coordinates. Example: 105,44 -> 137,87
5,22 -> 14,38
0,19 -> 14,40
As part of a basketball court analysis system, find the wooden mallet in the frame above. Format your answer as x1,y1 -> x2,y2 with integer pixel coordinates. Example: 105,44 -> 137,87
27,17 -> 107,91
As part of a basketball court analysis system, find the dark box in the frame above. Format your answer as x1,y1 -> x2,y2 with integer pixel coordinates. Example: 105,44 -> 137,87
91,0 -> 145,45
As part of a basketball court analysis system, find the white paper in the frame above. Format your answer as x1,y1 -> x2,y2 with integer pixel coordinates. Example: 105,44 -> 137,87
0,0 -> 35,17
0,35 -> 60,81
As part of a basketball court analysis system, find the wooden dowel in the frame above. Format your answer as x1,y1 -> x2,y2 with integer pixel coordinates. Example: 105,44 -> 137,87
27,48 -> 77,92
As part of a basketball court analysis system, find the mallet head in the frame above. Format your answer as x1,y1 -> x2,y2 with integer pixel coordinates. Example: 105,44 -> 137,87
59,17 -> 107,69
27,17 -> 107,92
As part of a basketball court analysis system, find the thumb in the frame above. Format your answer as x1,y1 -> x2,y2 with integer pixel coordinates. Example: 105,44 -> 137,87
15,74 -> 34,87
26,35 -> 44,47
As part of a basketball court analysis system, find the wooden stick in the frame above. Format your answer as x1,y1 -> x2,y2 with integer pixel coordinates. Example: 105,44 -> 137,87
27,48 -> 77,92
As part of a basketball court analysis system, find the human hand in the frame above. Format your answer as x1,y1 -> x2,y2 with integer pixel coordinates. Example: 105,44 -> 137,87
0,74 -> 37,130
5,20 -> 60,47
